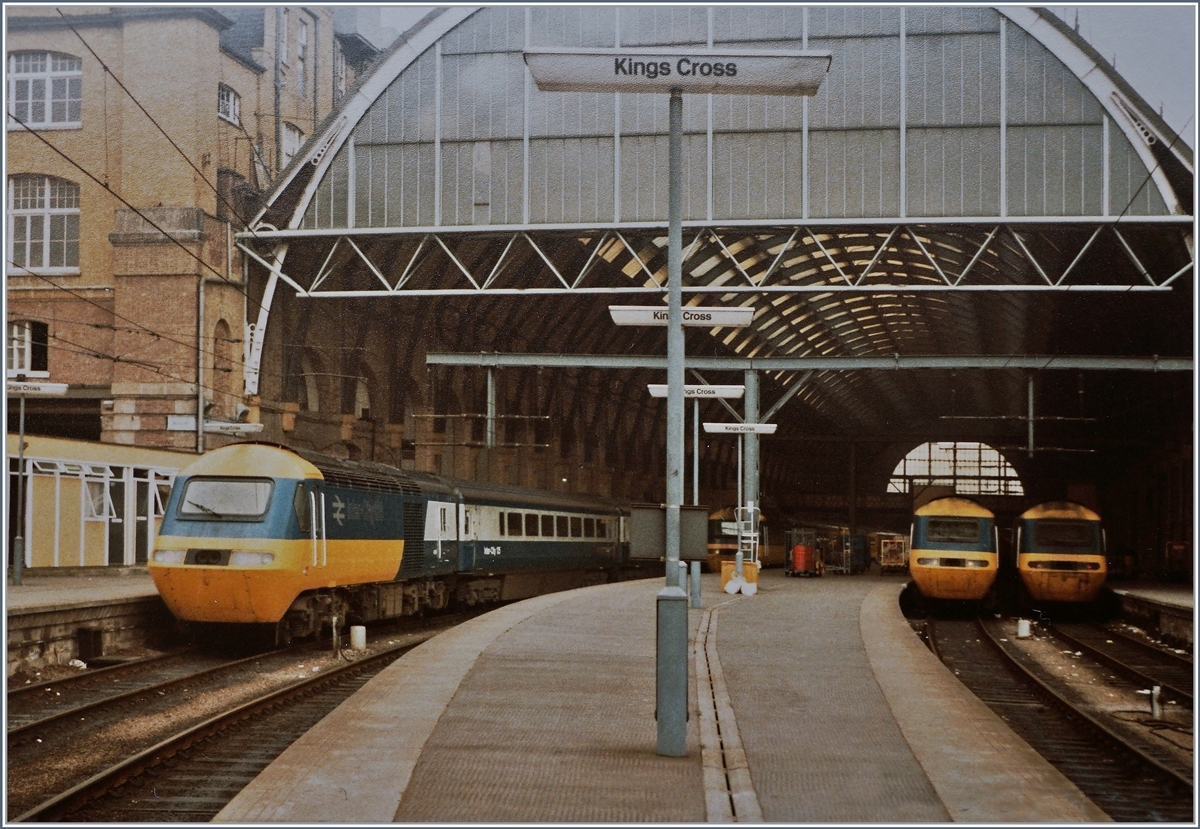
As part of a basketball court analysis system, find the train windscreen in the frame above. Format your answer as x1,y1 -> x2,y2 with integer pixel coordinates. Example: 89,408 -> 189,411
178,478 -> 274,518
1030,520 -> 1098,551
925,518 -> 981,544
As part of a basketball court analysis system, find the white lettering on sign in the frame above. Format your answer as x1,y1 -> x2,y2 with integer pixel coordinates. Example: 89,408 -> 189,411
526,49 -> 831,96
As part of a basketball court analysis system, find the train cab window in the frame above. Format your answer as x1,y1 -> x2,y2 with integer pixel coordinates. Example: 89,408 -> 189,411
570,516 -> 582,537
596,519 -> 607,538
293,483 -> 310,533
556,515 -> 569,537
1033,521 -> 1095,549
583,518 -> 596,538
179,477 -> 273,519
926,518 -> 980,544
507,512 -> 523,536
541,515 -> 555,537
525,513 -> 539,536
498,511 -> 505,536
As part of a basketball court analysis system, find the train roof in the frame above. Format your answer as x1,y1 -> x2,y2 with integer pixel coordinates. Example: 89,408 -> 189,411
176,443 -> 322,480
198,443 -> 625,512
913,497 -> 994,518
1019,501 -> 1101,522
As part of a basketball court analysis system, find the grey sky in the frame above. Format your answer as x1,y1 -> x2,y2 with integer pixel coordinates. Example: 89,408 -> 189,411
376,5 -> 1196,148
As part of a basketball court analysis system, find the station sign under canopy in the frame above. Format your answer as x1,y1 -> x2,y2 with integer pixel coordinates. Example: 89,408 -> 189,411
6,381 -> 67,397
524,48 -> 833,96
647,384 -> 745,399
704,422 -> 778,435
609,305 -> 753,327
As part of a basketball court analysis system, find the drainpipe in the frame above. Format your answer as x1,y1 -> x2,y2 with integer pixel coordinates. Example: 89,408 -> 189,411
274,7 -> 283,176
197,273 -> 205,454
308,9 -> 319,134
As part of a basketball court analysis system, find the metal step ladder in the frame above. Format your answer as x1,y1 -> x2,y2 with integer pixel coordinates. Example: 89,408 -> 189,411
735,503 -> 760,574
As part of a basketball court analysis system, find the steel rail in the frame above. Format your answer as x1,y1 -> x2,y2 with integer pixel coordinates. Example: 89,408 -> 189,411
10,642 -> 420,823
1048,623 -> 1192,707
7,649 -> 277,743
6,650 -> 187,703
977,619 -> 1192,790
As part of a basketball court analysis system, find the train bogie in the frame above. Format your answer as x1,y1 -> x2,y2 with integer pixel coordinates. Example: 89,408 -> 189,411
1015,501 -> 1106,605
908,497 -> 998,603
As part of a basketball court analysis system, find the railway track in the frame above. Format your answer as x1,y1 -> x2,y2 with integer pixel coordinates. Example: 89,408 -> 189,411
7,620 -> 458,823
928,617 -> 1192,822
1048,621 -> 1193,706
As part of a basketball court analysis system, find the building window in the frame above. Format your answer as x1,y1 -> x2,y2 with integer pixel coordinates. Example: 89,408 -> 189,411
888,441 -> 1024,496
280,9 -> 289,63
297,19 -> 308,97
333,41 -> 347,101
7,51 -> 82,129
217,83 -> 240,126
7,175 -> 80,273
282,122 -> 304,164
7,320 -> 49,375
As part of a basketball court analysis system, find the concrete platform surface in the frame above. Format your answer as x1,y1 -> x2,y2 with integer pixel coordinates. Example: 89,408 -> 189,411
1107,582 -> 1193,610
5,569 -> 159,614
217,571 -> 1109,823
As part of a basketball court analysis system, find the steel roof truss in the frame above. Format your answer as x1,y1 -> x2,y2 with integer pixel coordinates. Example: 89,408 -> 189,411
1004,226 -> 1054,286
236,242 -> 309,296
308,237 -> 345,294
955,226 -> 1000,286
394,235 -> 432,292
434,234 -> 483,290
1161,260 -> 1193,288
614,230 -> 665,288
804,228 -> 853,286
904,226 -> 953,286
1054,225 -> 1105,286
855,226 -> 899,285
520,232 -> 572,290
571,231 -> 613,289
761,228 -> 801,286
710,229 -> 759,287
344,236 -> 396,293
1110,228 -> 1156,286
481,234 -> 519,290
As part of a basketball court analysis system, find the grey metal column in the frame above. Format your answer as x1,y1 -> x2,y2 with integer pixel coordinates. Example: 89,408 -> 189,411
13,393 -> 26,586
656,87 -> 688,758
743,369 -> 759,511
692,397 -> 699,505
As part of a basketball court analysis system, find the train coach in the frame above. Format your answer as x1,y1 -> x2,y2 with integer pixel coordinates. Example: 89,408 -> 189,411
1014,501 -> 1107,605
149,443 -> 630,646
908,497 -> 999,604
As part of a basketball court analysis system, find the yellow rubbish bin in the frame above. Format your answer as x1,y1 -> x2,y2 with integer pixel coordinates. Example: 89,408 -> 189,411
720,559 -> 759,589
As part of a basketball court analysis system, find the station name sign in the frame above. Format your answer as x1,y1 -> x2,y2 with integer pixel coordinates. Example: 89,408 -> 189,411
6,381 -> 67,397
704,422 -> 778,435
609,305 -> 753,327
524,48 -> 832,96
647,384 -> 745,399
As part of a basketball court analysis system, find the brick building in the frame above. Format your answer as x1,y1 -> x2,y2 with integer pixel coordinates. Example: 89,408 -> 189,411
5,6 -> 383,450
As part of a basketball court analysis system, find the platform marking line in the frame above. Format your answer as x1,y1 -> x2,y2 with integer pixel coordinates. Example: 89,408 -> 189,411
695,601 -> 763,823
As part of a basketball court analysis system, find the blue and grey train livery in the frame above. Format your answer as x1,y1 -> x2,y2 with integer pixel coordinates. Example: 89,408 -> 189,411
150,443 -> 628,644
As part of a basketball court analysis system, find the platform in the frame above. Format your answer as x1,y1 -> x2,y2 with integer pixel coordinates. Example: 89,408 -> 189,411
1106,581 -> 1194,648
217,570 -> 1110,823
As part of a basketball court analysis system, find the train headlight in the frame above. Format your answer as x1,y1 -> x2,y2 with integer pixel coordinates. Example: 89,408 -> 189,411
963,559 -> 991,568
230,551 -> 275,566
153,549 -> 187,564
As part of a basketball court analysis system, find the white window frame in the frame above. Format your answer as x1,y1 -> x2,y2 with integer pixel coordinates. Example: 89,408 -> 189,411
333,40 -> 347,101
7,175 -> 80,275
218,83 -> 241,126
297,19 -> 308,97
7,320 -> 48,376
282,122 -> 305,165
7,50 -> 82,130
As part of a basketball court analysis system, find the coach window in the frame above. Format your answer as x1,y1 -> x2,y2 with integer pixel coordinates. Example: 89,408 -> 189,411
584,518 -> 596,538
497,511 -> 505,536
596,519 -> 607,538
507,512 -> 523,537
525,513 -> 539,536
556,515 -> 569,537
293,483 -> 310,533
541,515 -> 555,536
570,516 -> 582,538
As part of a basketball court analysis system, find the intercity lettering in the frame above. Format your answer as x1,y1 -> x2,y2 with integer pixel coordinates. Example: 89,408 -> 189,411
614,57 -> 739,80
